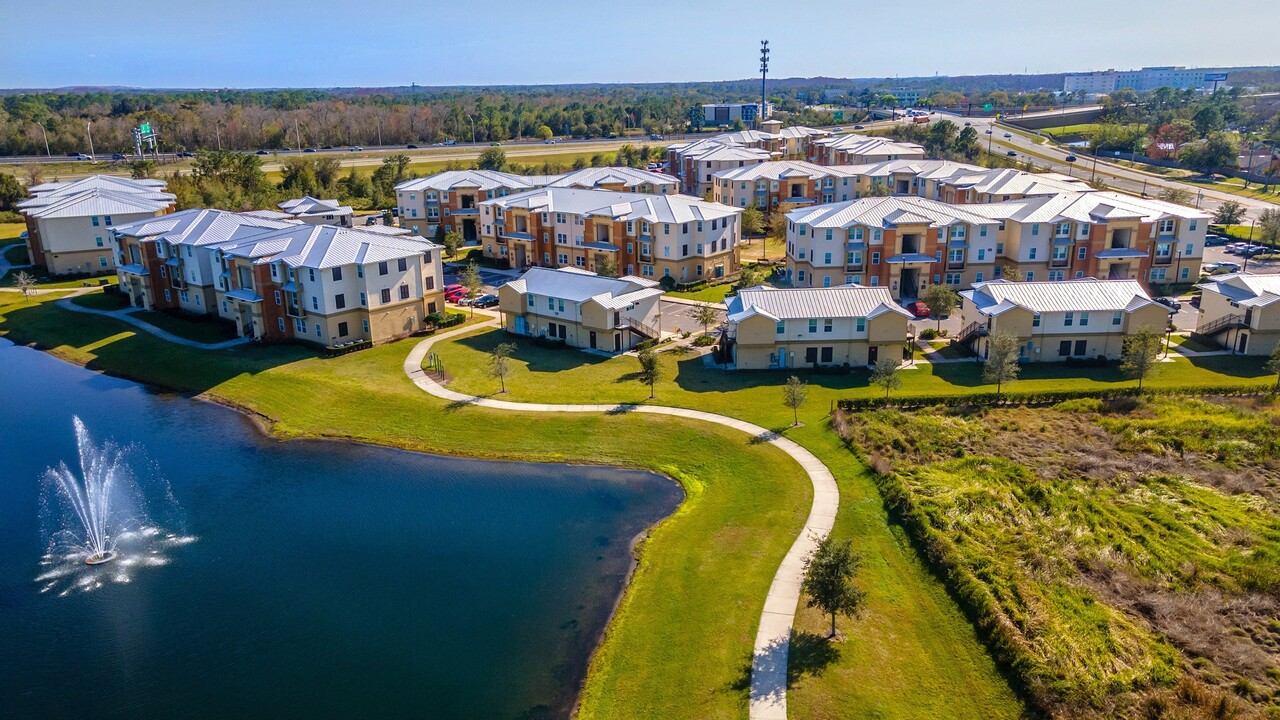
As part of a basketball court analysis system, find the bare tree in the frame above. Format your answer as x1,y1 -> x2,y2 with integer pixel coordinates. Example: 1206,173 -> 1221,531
13,271 -> 37,302
489,341 -> 516,393
782,375 -> 807,426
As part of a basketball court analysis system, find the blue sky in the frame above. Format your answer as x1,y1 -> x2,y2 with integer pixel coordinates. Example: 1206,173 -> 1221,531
3,0 -> 1277,88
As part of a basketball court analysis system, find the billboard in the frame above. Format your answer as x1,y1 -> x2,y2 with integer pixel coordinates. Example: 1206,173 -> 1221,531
1203,73 -> 1228,82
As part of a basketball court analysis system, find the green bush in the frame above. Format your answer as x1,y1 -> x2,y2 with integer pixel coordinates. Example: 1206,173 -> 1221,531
920,328 -> 939,340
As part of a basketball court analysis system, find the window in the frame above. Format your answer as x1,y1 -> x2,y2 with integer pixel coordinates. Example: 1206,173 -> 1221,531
1032,314 -> 1041,328
996,242 -> 1004,255
1049,270 -> 1064,281
1031,224 -> 1039,236
1079,312 -> 1089,327
399,284 -> 410,300
315,323 -> 322,339
332,267 -> 343,281
1112,311 -> 1123,326
975,271 -> 984,282
797,270 -> 806,283
820,347 -> 833,363
805,347 -> 818,364
977,248 -> 986,261
335,294 -> 346,310
1185,243 -> 1193,255
1052,246 -> 1068,261
979,226 -> 988,237
311,296 -> 319,310
1056,222 -> 1071,236
397,258 -> 407,272
378,262 -> 388,276
1074,339 -> 1086,356
1189,220 -> 1197,231
1058,340 -> 1072,357
855,318 -> 866,332
362,319 -> 369,333
945,273 -> 961,285
808,319 -> 818,333
1028,248 -> 1038,260
98,256 -> 108,267
92,216 -> 100,227
295,318 -> 306,334
95,237 -> 104,247
824,252 -> 832,264
360,292 -> 366,306
278,318 -> 285,332
871,252 -> 880,265
1180,266 -> 1190,280
274,290 -> 282,305
380,288 -> 391,304
1149,268 -> 1167,281
1025,271 -> 1034,281
776,321 -> 785,335
1158,219 -> 1175,234
308,269 -> 316,282
1077,247 -> 1087,260
1064,312 -> 1074,327
822,275 -> 831,287
337,321 -> 348,337
949,248 -> 964,263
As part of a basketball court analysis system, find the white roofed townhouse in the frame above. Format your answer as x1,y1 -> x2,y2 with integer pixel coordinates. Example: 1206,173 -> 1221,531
111,208 -> 297,314
17,175 -> 176,276
478,187 -> 742,287
965,191 -> 1210,287
205,224 -> 443,347
958,278 -> 1169,362
712,161 -> 861,217
497,267 -> 664,353
395,170 -> 538,242
665,124 -> 828,196
843,160 -> 1090,203
1195,273 -> 1280,356
724,285 -> 912,370
277,196 -> 354,227
541,166 -> 678,195
785,196 -> 1000,300
808,134 -> 926,167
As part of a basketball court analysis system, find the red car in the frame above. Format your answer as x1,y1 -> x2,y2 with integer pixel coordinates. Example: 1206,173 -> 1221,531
445,288 -> 469,303
908,301 -> 930,318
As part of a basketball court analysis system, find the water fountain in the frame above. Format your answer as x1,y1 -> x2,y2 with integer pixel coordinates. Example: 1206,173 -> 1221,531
43,417 -> 142,565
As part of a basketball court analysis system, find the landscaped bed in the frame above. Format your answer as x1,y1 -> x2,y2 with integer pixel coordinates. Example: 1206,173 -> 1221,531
832,398 -> 1280,719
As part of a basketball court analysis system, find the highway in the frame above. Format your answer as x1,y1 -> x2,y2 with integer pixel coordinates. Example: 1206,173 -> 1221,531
942,112 -> 1279,222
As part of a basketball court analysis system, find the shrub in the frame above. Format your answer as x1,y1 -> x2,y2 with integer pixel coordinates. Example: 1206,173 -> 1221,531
692,335 -> 717,347
920,328 -> 939,341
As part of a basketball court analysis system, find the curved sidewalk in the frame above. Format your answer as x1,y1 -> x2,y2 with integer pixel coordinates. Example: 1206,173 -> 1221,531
403,316 -> 838,720
57,297 -> 251,350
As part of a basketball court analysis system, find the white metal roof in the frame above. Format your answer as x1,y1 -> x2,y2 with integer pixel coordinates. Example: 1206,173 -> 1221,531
812,134 -> 926,158
786,195 -> 996,229
1198,273 -> 1280,307
713,160 -> 859,183
26,175 -> 168,197
395,170 -> 538,193
278,196 -> 352,217
503,266 -> 662,303
962,278 -> 1154,314
725,285 -> 912,322
482,187 -> 741,224
219,224 -> 441,269
545,166 -> 678,189
18,187 -> 176,219
111,208 -> 298,247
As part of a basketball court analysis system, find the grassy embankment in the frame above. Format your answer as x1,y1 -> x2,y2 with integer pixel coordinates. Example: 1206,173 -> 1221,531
0,291 -> 1020,720
837,398 -> 1280,719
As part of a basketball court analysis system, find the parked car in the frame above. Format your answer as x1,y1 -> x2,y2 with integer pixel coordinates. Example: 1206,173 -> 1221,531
364,216 -> 379,226
1003,132 -> 1012,138
1226,242 -> 1249,254
985,128 -> 993,134
1065,154 -> 1078,162
444,283 -> 465,294
1204,233 -> 1227,246
649,134 -> 664,140
1154,297 -> 1181,312
1217,261 -> 1242,272
472,294 -> 499,308
1006,150 -> 1018,157
908,301 -> 930,318
1242,245 -> 1270,257
446,290 -> 469,303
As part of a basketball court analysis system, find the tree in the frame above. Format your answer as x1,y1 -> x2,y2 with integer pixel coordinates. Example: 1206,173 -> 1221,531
693,303 -> 718,337
461,261 -> 483,317
801,536 -> 866,639
13,271 -> 37,302
1179,132 -> 1239,174
489,342 -> 516,393
870,357 -> 903,401
23,164 -> 45,186
1121,326 -> 1164,391
919,284 -> 959,333
127,160 -> 156,180
442,230 -> 464,258
595,255 -> 619,278
982,330 -> 1021,397
1156,187 -> 1193,206
1192,105 -> 1225,136
0,172 -> 25,211
737,263 -> 766,290
1213,200 -> 1245,226
314,156 -> 342,189
867,181 -> 892,197
925,120 -> 958,155
534,125 -> 554,141
955,126 -> 980,159
782,375 -> 807,426
637,347 -> 662,398
1266,345 -> 1280,393
765,210 -> 787,244
741,206 -> 764,237
477,146 -> 506,171
1258,208 -> 1280,247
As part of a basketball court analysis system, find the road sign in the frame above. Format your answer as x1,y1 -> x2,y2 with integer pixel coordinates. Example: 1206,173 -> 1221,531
833,111 -> 843,121
139,123 -> 151,135
983,103 -> 993,112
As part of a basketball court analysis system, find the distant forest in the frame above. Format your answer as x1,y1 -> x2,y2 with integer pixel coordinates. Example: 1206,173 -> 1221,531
2,67 -> 1277,156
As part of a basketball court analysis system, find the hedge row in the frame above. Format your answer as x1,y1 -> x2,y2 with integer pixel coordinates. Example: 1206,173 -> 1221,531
838,383 -> 1276,412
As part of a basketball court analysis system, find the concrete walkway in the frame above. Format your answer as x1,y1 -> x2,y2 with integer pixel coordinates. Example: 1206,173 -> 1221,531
403,316 -> 839,720
57,297 -> 252,350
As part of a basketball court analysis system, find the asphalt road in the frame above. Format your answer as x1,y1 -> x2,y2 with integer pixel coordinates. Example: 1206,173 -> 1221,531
940,112 -> 1279,222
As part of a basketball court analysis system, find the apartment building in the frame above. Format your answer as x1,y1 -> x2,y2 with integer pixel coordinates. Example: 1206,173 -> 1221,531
967,191 -> 1209,285
113,209 -> 298,314
214,224 -> 445,346
808,134 -> 925,166
497,267 -> 663,353
712,161 -> 861,214
541,166 -> 678,194
478,187 -> 742,284
725,285 -> 911,370
277,196 -> 354,227
395,170 -> 539,241
959,278 -> 1169,361
666,125 -> 829,196
784,196 -> 1000,300
844,160 -> 1089,203
18,175 -> 176,276
1195,273 -> 1280,355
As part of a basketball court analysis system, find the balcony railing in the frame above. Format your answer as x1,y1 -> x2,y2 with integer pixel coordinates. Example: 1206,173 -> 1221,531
845,263 -> 864,272
1153,254 -> 1173,265
1050,257 -> 1071,268
946,261 -> 966,270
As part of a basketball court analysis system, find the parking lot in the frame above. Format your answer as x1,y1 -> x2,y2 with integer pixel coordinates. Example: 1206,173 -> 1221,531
1202,244 -> 1280,275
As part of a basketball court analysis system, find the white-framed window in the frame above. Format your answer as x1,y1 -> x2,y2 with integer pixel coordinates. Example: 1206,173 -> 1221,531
1149,268 -> 1167,281
1028,248 -> 1038,260
1064,312 -> 1074,327
1111,311 -> 1123,326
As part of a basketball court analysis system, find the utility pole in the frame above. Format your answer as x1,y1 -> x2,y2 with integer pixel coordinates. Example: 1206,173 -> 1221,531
34,123 -> 50,157
377,116 -> 383,146
758,40 -> 770,130
215,124 -> 222,151
86,120 -> 95,158
294,118 -> 302,152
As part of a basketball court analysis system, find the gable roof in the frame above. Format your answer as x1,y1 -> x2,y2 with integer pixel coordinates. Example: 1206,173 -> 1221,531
482,187 -> 741,223
1198,273 -> 1280,307
786,195 -> 995,229
713,160 -> 859,183
812,134 -> 925,158
545,166 -> 678,189
961,278 -> 1155,314
395,169 -> 538,193
25,175 -> 168,197
278,196 -> 352,216
503,266 -> 662,303
19,187 -> 177,219
725,285 -> 912,323
111,208 -> 299,247
219,224 -> 441,269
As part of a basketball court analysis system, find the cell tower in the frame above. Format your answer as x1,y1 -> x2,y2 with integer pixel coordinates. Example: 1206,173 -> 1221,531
759,40 -> 770,128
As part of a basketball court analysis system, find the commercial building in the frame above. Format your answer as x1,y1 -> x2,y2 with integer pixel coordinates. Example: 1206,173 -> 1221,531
498,267 -> 663,353
18,175 -> 176,276
724,285 -> 912,370
784,196 -> 1000,299
277,196 -> 354,227
1063,67 -> 1225,94
1195,273 -> 1280,355
478,187 -> 742,284
958,278 -> 1169,361
702,102 -> 773,126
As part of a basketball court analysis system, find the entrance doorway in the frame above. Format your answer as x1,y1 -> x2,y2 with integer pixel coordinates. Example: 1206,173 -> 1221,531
515,246 -> 527,268
589,331 -> 597,349
868,345 -> 879,365
900,269 -> 919,299
462,218 -> 477,242
1236,333 -> 1248,354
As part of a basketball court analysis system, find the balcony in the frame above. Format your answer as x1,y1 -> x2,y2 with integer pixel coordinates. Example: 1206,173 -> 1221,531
845,263 -> 864,272
946,260 -> 966,271
1049,257 -> 1071,269
1153,253 -> 1174,265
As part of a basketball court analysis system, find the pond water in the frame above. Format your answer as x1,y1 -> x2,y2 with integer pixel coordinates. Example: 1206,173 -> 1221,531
0,340 -> 681,719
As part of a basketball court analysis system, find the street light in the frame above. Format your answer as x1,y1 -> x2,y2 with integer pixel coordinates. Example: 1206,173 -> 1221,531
466,114 -> 476,145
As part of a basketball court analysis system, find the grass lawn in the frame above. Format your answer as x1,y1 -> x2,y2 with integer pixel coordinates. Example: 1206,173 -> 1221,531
0,293 -> 816,720
2,271 -> 115,290
0,222 -> 25,242
132,309 -> 237,344
738,235 -> 787,262
1168,333 -> 1222,354
665,283 -> 737,303
262,150 -> 626,185
69,290 -> 130,311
